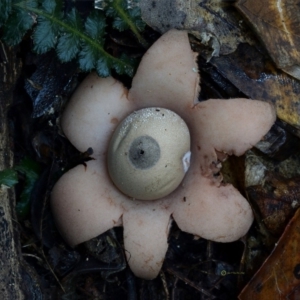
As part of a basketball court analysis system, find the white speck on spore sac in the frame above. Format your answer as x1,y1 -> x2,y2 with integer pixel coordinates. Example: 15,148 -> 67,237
182,151 -> 191,173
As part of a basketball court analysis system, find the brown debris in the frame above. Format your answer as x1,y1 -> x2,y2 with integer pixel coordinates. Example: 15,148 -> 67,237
236,0 -> 300,80
239,208 -> 300,299
248,174 -> 300,236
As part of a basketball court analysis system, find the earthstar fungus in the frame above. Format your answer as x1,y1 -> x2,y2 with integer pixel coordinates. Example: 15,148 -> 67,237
51,30 -> 276,279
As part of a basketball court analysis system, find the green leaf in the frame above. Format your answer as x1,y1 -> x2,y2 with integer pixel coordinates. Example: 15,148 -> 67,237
0,158 -> 41,218
0,169 -> 18,188
106,0 -> 146,45
33,16 -> 59,53
112,17 -> 128,31
15,157 -> 40,178
0,0 -> 12,27
40,0 -> 62,14
15,158 -> 41,218
2,0 -> 38,46
105,5 -> 117,18
78,42 -> 97,71
128,7 -> 146,32
96,56 -> 111,77
1,0 -> 139,77
79,11 -> 107,73
13,0 -> 37,8
57,9 -> 83,62
33,0 -> 62,54
85,11 -> 106,41
113,53 -> 136,77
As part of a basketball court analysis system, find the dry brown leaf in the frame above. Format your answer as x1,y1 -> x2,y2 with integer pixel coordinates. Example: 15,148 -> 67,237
209,44 -> 300,130
140,0 -> 255,56
239,208 -> 300,299
236,0 -> 300,80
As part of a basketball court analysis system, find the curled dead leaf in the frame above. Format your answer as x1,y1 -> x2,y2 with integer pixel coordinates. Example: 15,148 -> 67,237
236,0 -> 300,80
239,208 -> 300,299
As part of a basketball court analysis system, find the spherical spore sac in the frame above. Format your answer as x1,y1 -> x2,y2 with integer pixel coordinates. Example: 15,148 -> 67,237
107,107 -> 191,200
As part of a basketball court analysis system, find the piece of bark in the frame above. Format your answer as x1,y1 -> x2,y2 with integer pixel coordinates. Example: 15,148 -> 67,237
0,43 -> 24,299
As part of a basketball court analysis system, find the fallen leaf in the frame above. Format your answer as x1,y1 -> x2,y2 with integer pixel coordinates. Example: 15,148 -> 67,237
239,208 -> 300,299
236,0 -> 300,80
140,0 -> 255,56
209,43 -> 300,130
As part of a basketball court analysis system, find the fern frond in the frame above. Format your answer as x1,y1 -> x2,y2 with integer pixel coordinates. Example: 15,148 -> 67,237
2,0 -> 37,45
78,11 -> 108,75
106,0 -> 147,46
32,0 -> 63,54
1,0 -> 145,77
0,0 -> 12,27
57,8 -> 83,62
113,53 -> 138,76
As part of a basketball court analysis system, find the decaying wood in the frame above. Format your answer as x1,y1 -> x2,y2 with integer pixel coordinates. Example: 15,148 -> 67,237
0,43 -> 24,299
